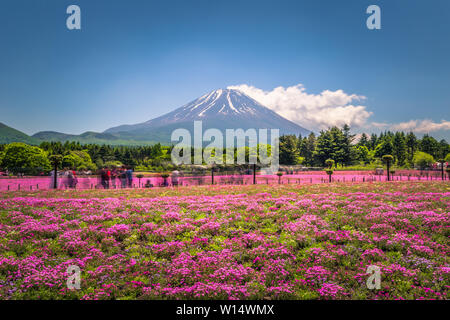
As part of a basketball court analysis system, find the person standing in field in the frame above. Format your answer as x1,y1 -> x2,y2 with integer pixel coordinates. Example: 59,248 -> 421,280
126,166 -> 133,188
49,169 -> 57,189
110,167 -> 117,189
120,166 -> 127,188
67,169 -> 77,189
62,169 -> 70,189
100,167 -> 110,189
68,170 -> 74,188
72,169 -> 78,188
107,167 -> 111,188
171,170 -> 180,187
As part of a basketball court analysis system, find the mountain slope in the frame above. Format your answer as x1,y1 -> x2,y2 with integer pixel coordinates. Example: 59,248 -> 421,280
0,122 -> 39,145
32,131 -> 119,142
31,131 -> 157,145
105,89 -> 310,143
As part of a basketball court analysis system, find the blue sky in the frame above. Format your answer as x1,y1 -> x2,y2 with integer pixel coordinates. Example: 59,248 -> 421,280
0,0 -> 449,139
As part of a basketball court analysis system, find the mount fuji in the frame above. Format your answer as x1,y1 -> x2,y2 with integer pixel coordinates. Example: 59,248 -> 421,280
105,89 -> 310,143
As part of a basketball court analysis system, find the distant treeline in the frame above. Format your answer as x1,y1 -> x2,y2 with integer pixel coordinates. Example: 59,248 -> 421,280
0,125 -> 449,175
280,125 -> 449,168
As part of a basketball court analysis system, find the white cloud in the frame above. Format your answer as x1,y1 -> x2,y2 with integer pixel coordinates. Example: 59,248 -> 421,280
370,122 -> 389,129
228,84 -> 450,136
390,119 -> 450,133
228,84 -> 372,131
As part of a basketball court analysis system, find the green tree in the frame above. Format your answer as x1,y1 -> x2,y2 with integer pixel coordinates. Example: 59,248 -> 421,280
369,133 -> 378,150
314,126 -> 354,167
413,151 -> 435,169
0,150 -> 4,167
257,143 -> 272,164
279,135 -> 300,165
314,130 -> 334,166
324,158 -> 334,182
375,139 -> 394,158
445,153 -> 450,163
62,150 -> 96,170
299,133 -> 316,166
393,132 -> 407,166
341,124 -> 355,166
357,133 -> 369,148
62,154 -> 77,169
382,155 -> 394,181
420,134 -> 440,159
405,132 -> 418,164
438,139 -> 449,159
1,142 -> 51,174
356,145 -> 370,164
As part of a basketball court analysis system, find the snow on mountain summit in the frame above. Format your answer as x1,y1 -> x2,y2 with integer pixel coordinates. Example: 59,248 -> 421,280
171,88 -> 263,120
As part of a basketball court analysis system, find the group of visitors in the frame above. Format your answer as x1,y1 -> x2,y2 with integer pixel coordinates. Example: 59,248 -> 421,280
51,169 -> 78,189
98,166 -> 133,189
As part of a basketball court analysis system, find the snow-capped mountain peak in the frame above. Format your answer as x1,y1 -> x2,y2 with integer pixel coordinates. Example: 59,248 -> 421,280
104,88 -> 310,141
174,88 -> 260,120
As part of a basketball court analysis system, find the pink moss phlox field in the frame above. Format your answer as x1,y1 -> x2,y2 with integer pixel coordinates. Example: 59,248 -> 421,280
0,170 -> 434,191
0,181 -> 448,300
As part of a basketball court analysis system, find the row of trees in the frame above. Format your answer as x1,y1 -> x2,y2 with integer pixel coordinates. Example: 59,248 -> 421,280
0,141 -> 268,175
279,125 -> 449,168
1,126 -> 449,175
38,141 -> 171,172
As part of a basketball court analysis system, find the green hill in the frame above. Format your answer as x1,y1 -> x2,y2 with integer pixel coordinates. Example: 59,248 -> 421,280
32,130 -> 157,146
0,122 -> 39,145
0,123 -> 158,146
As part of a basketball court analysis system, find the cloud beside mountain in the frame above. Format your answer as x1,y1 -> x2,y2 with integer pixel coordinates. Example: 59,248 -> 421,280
371,119 -> 450,134
390,120 -> 450,133
229,84 -> 450,135
227,84 -> 372,131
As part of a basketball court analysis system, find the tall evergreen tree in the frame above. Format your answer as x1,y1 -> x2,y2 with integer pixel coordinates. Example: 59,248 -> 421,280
405,132 -> 418,163
438,139 -> 449,159
393,132 -> 407,166
357,133 -> 369,148
369,133 -> 378,150
314,130 -> 334,166
279,135 -> 300,164
341,124 -> 356,166
300,133 -> 317,166
420,134 -> 440,159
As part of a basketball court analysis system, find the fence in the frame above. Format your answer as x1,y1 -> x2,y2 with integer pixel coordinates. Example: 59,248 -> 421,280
0,170 -> 447,191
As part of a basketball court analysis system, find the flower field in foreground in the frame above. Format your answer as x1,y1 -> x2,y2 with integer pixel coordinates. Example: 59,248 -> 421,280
0,181 -> 449,300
